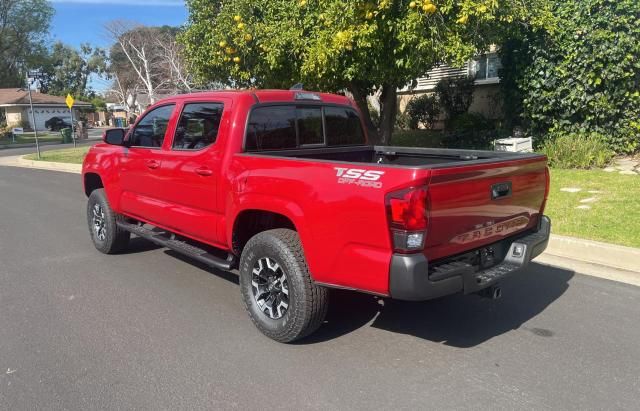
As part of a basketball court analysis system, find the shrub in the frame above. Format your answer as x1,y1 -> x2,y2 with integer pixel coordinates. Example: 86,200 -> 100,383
541,132 -> 615,169
435,76 -> 475,124
506,0 -> 640,154
441,113 -> 501,150
394,111 -> 411,131
406,94 -> 440,130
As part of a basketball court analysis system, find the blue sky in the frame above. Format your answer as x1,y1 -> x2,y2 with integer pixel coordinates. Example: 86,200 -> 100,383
49,0 -> 188,91
50,0 -> 188,48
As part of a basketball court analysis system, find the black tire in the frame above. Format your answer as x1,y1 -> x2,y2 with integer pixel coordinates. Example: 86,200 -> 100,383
87,188 -> 130,254
239,229 -> 328,343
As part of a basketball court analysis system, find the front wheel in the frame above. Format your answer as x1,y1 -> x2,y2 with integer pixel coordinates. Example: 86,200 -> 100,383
87,189 -> 130,254
239,229 -> 328,343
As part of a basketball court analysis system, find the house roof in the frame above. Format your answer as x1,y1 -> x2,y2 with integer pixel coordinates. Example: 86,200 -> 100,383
0,88 -> 92,107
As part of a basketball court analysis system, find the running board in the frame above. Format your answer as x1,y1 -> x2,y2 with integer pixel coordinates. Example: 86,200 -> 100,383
116,221 -> 236,271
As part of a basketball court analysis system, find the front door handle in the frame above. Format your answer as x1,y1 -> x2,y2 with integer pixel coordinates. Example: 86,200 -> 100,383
145,160 -> 160,169
195,167 -> 213,176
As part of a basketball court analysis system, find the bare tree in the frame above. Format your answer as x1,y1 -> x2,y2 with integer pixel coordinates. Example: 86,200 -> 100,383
157,33 -> 194,93
105,20 -> 169,104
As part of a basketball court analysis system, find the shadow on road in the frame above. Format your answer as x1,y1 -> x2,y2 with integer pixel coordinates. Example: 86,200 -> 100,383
118,237 -> 163,254
301,263 -> 574,347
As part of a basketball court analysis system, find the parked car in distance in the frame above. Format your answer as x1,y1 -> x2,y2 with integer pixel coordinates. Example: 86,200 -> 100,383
82,89 -> 551,342
45,116 -> 72,131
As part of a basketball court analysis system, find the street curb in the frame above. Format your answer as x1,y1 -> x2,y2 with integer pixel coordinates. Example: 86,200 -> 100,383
0,155 -> 81,174
544,234 -> 640,274
17,156 -> 82,174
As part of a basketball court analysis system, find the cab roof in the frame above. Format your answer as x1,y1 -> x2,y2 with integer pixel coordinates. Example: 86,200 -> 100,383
156,89 -> 354,106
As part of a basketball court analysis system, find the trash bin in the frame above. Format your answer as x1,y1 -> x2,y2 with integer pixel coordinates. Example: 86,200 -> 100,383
61,127 -> 72,143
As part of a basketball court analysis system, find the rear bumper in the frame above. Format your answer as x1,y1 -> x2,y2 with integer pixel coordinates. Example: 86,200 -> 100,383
389,216 -> 551,301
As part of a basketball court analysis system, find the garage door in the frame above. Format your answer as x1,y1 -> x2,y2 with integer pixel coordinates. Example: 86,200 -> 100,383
27,108 -> 72,131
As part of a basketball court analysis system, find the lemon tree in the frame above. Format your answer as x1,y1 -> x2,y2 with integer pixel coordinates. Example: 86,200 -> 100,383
181,0 -> 553,144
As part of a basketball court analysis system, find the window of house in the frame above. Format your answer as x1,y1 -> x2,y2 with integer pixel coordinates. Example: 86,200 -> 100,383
471,53 -> 502,81
173,103 -> 224,150
129,104 -> 175,148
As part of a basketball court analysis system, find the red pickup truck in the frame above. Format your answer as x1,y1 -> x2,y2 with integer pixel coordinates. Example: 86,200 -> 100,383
82,90 -> 551,342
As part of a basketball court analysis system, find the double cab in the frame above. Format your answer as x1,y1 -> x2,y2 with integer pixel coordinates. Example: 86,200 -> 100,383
82,90 -> 551,342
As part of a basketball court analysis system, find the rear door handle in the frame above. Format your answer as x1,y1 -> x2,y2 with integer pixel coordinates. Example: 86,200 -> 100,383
195,167 -> 213,176
145,160 -> 160,169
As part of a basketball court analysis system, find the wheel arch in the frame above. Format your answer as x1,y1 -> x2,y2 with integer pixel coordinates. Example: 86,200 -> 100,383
84,172 -> 104,197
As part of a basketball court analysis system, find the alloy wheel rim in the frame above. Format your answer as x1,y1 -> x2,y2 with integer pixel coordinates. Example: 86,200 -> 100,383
92,203 -> 106,241
251,257 -> 289,319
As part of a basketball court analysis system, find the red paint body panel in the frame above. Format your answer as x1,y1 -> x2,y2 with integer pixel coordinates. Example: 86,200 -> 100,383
82,90 -> 548,297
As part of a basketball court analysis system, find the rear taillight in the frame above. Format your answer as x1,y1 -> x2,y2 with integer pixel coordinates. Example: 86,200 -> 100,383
385,186 -> 429,253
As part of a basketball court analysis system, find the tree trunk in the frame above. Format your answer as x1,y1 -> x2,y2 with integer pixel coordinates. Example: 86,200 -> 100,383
348,82 -> 379,144
378,83 -> 397,146
348,82 -> 398,146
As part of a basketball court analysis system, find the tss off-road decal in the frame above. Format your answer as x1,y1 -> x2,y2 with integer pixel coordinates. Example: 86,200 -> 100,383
334,167 -> 385,188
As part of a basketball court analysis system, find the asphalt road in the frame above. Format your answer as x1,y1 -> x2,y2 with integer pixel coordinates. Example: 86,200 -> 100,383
1,166 -> 639,410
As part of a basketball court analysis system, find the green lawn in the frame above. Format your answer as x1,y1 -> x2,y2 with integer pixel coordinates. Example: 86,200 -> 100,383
24,146 -> 90,164
0,132 -> 62,145
546,169 -> 640,248
391,129 -> 443,148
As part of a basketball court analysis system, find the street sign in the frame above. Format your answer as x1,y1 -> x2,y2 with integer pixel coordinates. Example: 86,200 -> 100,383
66,94 -> 75,109
12,128 -> 24,135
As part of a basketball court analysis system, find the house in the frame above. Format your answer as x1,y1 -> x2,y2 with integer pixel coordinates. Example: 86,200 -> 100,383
398,50 -> 504,124
0,88 -> 92,131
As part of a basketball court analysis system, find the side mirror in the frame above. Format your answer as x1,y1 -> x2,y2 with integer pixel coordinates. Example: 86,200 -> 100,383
103,128 -> 126,146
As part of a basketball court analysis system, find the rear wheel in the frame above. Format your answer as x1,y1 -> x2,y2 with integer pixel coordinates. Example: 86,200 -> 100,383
87,189 -> 130,254
239,229 -> 328,343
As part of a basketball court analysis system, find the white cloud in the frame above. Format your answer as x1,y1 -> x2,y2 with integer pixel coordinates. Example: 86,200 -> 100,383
50,0 -> 184,6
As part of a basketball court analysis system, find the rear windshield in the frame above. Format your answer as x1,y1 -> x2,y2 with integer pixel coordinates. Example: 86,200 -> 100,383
245,105 -> 365,151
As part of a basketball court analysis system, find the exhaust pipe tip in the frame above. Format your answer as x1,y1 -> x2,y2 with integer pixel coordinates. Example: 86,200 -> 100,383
478,285 -> 502,300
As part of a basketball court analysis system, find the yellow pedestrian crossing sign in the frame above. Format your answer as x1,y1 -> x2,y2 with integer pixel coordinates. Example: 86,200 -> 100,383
65,94 -> 75,109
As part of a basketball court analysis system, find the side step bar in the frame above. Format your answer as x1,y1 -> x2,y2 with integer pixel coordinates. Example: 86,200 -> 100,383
116,221 -> 236,271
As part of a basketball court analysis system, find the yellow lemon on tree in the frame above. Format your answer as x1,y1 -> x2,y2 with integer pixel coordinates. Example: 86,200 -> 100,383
244,34 -> 253,42
478,5 -> 487,13
409,1 -> 417,8
237,22 -> 245,30
423,4 -> 437,13
365,11 -> 374,19
456,15 -> 469,24
233,15 -> 242,22
233,56 -> 241,63
219,40 -> 227,48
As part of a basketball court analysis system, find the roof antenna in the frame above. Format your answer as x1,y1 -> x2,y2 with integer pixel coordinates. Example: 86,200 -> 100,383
290,83 -> 304,90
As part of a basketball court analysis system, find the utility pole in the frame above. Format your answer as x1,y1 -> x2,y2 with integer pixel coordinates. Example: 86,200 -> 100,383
25,70 -> 41,160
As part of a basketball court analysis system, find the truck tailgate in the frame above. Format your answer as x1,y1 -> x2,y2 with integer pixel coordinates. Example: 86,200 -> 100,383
425,157 -> 548,261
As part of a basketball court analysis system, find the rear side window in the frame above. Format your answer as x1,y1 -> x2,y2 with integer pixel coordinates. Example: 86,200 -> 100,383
173,103 -> 224,150
245,105 -> 365,151
246,106 -> 296,151
324,107 -> 365,146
